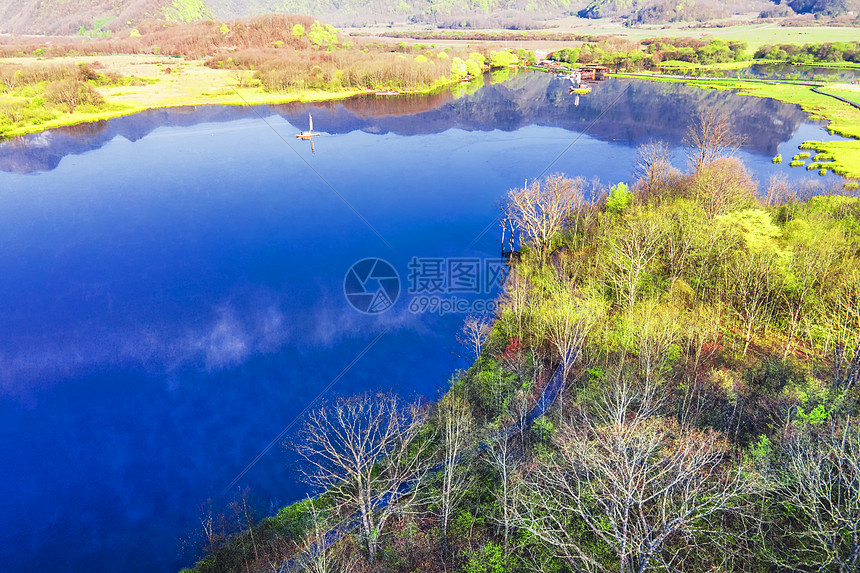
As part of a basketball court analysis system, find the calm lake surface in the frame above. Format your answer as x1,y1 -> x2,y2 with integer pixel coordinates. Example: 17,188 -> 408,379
0,72 -> 849,573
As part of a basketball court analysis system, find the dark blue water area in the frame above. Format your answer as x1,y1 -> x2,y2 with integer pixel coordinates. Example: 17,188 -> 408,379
0,73 -> 851,573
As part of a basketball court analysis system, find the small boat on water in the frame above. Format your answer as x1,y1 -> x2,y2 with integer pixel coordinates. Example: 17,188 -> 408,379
296,113 -> 320,139
569,85 -> 591,95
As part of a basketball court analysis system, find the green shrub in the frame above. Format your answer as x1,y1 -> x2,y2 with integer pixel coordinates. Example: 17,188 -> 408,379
270,498 -> 313,540
461,542 -> 509,573
489,50 -> 518,68
531,415 -> 554,442
308,21 -> 338,47
606,182 -> 632,213
465,57 -> 483,78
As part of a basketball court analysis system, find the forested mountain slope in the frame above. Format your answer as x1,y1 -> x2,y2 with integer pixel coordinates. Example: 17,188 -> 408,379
1,0 -> 856,35
0,0 -> 209,35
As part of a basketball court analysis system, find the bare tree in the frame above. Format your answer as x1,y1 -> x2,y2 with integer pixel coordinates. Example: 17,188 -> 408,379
605,212 -> 667,311
198,498 -> 231,555
684,108 -> 742,171
510,391 -> 755,573
538,282 -> 602,378
293,497 -> 356,573
663,211 -> 698,280
506,174 -> 584,260
764,174 -> 797,207
498,267 -> 532,341
774,422 -> 860,573
434,393 -> 475,547
779,241 -> 837,360
536,281 -> 604,416
294,393 -> 432,562
486,431 -> 517,555
632,140 -> 678,202
723,251 -> 779,356
459,314 -> 493,361
820,268 -> 860,393
691,157 -> 756,218
621,299 -> 681,387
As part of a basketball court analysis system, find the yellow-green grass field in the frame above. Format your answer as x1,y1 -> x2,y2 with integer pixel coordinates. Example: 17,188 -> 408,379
0,54 -> 450,139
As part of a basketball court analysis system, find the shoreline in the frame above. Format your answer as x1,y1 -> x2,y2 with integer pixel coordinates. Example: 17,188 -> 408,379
1,88 -> 402,139
0,85 -> 457,140
0,54 -> 459,140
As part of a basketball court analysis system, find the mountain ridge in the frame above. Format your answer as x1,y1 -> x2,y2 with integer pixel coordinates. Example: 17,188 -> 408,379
0,0 -> 857,36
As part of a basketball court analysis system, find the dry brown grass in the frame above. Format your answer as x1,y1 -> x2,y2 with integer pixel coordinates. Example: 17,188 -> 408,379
207,47 -> 451,92
0,15 -> 318,59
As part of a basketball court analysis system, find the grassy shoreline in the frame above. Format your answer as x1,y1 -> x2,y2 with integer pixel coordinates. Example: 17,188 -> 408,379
0,55 -> 461,139
0,85 -> 445,139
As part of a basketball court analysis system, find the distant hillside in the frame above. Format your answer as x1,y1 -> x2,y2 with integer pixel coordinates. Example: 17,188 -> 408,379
0,0 -> 211,35
0,0 -> 857,35
784,0 -> 860,15
578,0 -> 783,22
208,0 -> 779,25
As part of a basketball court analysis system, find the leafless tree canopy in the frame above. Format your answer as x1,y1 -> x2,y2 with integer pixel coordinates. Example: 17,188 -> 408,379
691,157 -> 756,218
506,174 -> 585,259
433,394 -> 475,546
510,385 -> 756,573
632,140 -> 678,202
294,498 -> 356,573
459,314 -> 493,361
604,212 -> 667,311
294,393 -> 432,561
684,108 -> 743,172
775,423 -> 860,573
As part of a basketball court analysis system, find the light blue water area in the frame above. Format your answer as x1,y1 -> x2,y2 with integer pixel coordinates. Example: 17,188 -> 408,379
0,72 -> 849,573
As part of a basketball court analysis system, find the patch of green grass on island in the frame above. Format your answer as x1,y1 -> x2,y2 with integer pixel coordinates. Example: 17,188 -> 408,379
799,140 -> 860,179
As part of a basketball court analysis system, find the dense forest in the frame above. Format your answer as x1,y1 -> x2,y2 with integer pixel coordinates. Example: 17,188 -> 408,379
183,111 -> 860,573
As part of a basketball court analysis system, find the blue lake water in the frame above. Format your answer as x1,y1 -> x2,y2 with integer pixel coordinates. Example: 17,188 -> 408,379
0,72 -> 850,573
